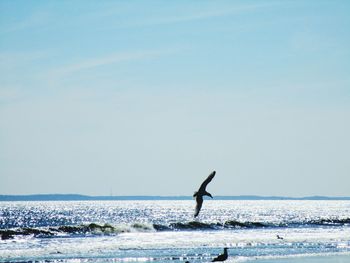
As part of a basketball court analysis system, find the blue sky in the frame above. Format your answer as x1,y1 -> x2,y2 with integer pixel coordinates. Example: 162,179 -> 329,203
1,0 -> 349,196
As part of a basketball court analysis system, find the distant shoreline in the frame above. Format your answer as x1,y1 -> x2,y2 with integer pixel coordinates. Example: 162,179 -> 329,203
0,194 -> 349,201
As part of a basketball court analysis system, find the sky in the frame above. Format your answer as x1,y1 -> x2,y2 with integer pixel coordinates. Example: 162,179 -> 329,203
0,0 -> 349,197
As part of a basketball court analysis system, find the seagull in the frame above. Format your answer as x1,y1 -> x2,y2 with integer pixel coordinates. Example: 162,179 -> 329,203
211,247 -> 229,262
193,170 -> 216,217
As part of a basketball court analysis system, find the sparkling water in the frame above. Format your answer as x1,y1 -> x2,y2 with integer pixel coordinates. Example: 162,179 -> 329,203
0,200 -> 350,262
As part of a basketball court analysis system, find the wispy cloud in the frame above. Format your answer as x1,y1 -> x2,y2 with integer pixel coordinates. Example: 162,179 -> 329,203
48,48 -> 179,80
0,11 -> 50,34
0,51 -> 49,70
68,1 -> 283,31
123,2 -> 282,28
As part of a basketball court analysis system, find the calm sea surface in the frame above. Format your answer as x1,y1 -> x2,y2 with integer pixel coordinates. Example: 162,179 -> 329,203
0,200 -> 350,262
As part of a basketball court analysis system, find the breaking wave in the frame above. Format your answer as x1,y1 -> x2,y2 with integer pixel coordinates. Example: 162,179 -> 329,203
1,218 -> 349,240
154,218 -> 350,231
0,222 -> 155,240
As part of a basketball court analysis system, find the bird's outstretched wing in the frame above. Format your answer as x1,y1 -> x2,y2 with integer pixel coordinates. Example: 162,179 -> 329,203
194,196 -> 203,217
199,171 -> 216,192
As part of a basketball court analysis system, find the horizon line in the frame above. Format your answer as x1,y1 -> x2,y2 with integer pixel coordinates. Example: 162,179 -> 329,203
1,194 -> 349,201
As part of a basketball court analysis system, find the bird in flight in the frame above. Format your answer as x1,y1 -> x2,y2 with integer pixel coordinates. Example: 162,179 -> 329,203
193,170 -> 216,217
211,247 -> 229,262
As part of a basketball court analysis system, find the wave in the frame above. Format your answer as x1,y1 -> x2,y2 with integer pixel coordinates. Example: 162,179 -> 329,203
0,222 -> 155,240
154,218 -> 350,231
153,220 -> 268,231
1,218 -> 349,240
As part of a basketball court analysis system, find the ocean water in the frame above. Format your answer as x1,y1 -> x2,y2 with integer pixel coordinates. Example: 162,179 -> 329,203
0,200 -> 350,262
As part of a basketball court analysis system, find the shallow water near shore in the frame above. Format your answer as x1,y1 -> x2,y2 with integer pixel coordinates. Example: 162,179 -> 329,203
1,200 -> 350,262
252,253 -> 350,263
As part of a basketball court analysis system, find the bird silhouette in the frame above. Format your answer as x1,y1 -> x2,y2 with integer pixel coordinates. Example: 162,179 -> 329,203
211,247 -> 229,262
193,171 -> 216,217
277,234 -> 284,240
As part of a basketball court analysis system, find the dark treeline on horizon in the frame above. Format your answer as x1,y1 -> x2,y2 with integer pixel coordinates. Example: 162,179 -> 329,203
1,194 -> 350,201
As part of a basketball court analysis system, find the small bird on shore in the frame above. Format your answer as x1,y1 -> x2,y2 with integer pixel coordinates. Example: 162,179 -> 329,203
193,171 -> 216,217
211,247 -> 229,262
276,235 -> 284,240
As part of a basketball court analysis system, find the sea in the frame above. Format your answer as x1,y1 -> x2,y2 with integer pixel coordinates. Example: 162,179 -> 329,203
0,200 -> 350,262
